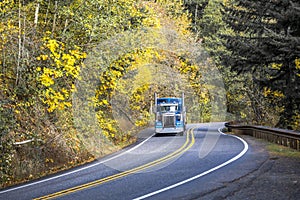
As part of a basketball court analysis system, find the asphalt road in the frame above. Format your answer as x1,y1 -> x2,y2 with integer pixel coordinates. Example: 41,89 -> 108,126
0,122 -> 265,200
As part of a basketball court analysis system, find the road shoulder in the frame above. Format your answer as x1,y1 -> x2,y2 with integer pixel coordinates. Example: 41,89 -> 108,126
200,135 -> 300,200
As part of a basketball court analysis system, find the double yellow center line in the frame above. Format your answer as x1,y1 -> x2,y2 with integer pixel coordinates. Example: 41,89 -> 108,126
35,128 -> 195,200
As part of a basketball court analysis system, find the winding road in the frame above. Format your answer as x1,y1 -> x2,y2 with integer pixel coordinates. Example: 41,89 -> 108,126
0,122 -> 259,200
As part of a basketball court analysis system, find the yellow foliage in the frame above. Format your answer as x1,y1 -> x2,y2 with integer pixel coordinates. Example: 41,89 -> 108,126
271,63 -> 283,70
0,0 -> 15,13
296,58 -> 300,69
263,87 -> 284,98
96,113 -> 119,142
295,58 -> 300,77
142,5 -> 161,28
292,113 -> 300,131
240,111 -> 247,119
38,68 -> 55,86
41,88 -> 72,112
174,13 -> 192,36
45,158 -> 54,163
135,119 -> 147,127
37,37 -> 86,112
0,20 -> 18,51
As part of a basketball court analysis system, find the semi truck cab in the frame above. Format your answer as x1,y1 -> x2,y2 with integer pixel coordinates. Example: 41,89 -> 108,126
154,93 -> 186,135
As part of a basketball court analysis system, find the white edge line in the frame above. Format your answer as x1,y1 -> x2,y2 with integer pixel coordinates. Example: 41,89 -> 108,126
133,126 -> 249,200
0,133 -> 155,194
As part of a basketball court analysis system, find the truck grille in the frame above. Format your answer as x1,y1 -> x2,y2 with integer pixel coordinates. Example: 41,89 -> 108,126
163,115 -> 175,128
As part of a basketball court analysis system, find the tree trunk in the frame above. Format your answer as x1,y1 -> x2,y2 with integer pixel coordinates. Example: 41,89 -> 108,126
52,1 -> 58,35
16,0 -> 22,86
34,3 -> 40,28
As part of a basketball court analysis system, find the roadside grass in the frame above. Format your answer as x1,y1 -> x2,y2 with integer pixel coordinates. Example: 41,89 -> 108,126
226,129 -> 300,158
3,135 -> 138,188
266,143 -> 300,158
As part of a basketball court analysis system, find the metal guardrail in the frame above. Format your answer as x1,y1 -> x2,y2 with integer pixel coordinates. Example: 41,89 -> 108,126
225,122 -> 300,151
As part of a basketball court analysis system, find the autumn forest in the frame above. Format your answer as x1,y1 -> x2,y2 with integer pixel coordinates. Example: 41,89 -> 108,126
0,0 -> 299,187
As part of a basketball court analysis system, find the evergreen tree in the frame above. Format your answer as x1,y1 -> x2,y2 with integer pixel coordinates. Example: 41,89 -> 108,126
222,0 -> 300,129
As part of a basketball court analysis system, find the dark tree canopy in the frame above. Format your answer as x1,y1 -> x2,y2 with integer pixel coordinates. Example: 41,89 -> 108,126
222,0 -> 300,128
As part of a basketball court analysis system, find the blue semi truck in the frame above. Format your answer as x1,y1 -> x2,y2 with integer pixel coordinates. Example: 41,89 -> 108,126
154,93 -> 186,135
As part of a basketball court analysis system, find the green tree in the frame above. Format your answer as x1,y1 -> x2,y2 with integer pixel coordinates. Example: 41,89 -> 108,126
223,0 -> 300,129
